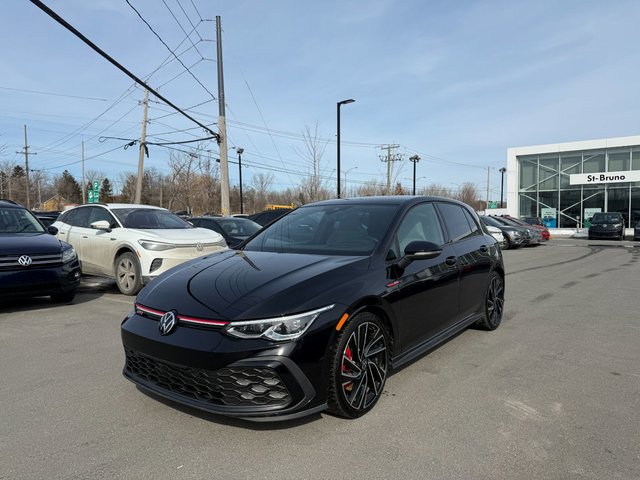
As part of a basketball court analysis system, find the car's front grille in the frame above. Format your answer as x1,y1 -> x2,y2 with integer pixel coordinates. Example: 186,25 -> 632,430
0,252 -> 62,271
124,348 -> 291,408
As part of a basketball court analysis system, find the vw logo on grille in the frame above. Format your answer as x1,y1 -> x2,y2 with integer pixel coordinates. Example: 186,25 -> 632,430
18,255 -> 33,267
196,242 -> 203,252
158,311 -> 177,335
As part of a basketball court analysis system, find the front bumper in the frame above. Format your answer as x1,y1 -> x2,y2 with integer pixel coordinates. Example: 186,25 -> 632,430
589,227 -> 623,238
0,260 -> 81,299
121,312 -> 328,421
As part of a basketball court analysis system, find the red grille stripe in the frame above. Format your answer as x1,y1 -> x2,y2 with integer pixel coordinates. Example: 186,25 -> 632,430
136,303 -> 228,327
136,304 -> 164,317
178,315 -> 228,326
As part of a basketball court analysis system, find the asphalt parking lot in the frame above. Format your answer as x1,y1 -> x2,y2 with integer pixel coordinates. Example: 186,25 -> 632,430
1,238 -> 639,480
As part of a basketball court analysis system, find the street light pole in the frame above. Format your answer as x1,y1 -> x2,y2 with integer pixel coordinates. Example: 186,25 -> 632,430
499,167 -> 507,208
336,99 -> 355,199
237,148 -> 244,214
409,155 -> 421,195
343,166 -> 357,198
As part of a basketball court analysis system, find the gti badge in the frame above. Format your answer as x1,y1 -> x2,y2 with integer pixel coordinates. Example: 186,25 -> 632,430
158,311 -> 177,335
18,255 -> 33,267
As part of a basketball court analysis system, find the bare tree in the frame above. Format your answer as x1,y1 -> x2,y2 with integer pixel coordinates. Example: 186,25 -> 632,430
454,182 -> 482,210
251,172 -> 275,211
295,124 -> 331,203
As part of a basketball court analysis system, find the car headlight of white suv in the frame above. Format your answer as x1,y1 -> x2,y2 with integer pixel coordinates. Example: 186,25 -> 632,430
138,240 -> 176,251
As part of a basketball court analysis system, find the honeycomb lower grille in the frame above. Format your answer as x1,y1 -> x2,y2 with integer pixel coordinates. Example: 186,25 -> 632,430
124,348 -> 291,408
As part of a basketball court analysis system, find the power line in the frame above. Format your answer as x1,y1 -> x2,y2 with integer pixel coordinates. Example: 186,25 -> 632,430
161,0 -> 204,57
189,0 -> 204,21
125,0 -> 217,101
30,0 -> 220,143
0,85 -> 108,102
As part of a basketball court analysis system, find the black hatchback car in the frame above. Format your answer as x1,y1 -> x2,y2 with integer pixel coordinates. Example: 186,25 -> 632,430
121,197 -> 505,421
588,212 -> 625,240
189,216 -> 262,248
0,200 -> 81,302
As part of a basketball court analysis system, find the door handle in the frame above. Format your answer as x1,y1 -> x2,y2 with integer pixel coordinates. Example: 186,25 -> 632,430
82,235 -> 88,238
445,256 -> 457,265
479,245 -> 489,253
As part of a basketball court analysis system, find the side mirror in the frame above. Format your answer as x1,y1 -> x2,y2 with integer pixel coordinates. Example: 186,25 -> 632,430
47,225 -> 58,235
398,241 -> 442,268
91,220 -> 111,232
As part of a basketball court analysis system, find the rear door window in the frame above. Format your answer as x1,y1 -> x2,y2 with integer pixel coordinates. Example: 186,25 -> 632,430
437,203 -> 479,242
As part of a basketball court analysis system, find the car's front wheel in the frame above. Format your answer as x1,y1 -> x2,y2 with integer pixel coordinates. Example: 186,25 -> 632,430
328,312 -> 390,419
115,252 -> 142,296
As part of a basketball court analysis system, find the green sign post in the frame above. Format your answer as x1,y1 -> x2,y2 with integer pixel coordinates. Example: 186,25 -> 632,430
87,181 -> 100,203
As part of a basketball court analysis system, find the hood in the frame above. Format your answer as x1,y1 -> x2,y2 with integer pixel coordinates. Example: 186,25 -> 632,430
128,227 -> 224,244
137,250 -> 370,320
0,232 -> 66,255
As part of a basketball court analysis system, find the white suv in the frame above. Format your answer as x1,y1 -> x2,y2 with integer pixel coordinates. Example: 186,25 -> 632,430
53,204 -> 227,295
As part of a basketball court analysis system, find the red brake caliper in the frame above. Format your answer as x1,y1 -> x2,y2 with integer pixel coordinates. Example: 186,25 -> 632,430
342,346 -> 354,391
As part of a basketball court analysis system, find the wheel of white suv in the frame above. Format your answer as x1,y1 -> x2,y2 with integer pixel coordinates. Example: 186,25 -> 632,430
115,252 -> 142,296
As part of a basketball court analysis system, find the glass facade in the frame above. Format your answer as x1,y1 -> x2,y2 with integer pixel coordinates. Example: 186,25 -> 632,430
518,145 -> 640,228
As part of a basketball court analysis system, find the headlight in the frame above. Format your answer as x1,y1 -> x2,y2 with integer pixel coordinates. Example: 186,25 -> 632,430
613,223 -> 622,228
511,230 -> 521,237
62,247 -> 77,263
224,305 -> 334,341
138,240 -> 176,251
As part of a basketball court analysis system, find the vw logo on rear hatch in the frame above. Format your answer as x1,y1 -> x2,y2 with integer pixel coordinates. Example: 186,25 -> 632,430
158,311 -> 177,335
18,255 -> 33,267
196,242 -> 203,252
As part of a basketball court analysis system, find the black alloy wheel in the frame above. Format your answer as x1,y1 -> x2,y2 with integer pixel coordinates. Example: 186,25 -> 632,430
476,271 -> 504,331
328,312 -> 390,418
115,252 -> 142,296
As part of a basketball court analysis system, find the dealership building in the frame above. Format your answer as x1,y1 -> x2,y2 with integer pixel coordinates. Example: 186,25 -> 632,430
506,135 -> 640,228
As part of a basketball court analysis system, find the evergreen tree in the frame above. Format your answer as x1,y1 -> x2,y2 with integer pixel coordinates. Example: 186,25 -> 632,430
100,178 -> 114,203
55,170 -> 82,204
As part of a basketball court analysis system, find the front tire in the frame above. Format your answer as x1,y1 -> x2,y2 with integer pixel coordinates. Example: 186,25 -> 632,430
327,312 -> 390,419
115,252 -> 142,296
503,235 -> 512,250
475,272 -> 504,331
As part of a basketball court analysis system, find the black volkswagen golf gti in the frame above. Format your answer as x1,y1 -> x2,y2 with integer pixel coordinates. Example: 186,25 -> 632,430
121,197 -> 505,420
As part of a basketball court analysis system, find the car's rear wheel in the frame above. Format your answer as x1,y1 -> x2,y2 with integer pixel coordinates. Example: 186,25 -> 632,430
328,312 -> 390,419
115,252 -> 142,296
50,290 -> 76,303
475,272 -> 504,331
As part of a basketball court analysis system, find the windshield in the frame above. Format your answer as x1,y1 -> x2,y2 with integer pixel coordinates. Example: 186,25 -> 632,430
480,216 -> 503,228
216,218 -> 261,237
0,207 -> 46,234
111,208 -> 193,229
591,213 -> 622,224
244,204 -> 399,255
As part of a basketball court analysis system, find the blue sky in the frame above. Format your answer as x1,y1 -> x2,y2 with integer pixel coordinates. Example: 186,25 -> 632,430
1,0 -> 639,199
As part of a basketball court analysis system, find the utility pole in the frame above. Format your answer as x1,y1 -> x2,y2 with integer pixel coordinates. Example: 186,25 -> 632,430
216,16 -> 230,216
486,166 -> 491,210
409,155 -> 421,195
16,125 -> 36,209
379,144 -> 402,195
135,88 -> 149,204
81,140 -> 86,203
